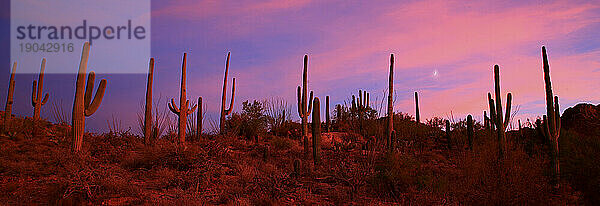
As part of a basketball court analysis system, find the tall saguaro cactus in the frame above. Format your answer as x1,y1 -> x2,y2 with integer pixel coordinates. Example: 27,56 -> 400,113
387,54 -> 394,148
32,58 -> 50,120
489,65 -> 512,158
168,53 -> 197,146
312,97 -> 321,165
414,91 -> 420,123
219,52 -> 236,134
541,46 -> 561,189
72,42 -> 107,152
144,58 -> 154,144
4,62 -> 16,122
325,96 -> 330,133
467,115 -> 473,150
297,55 -> 313,157
197,96 -> 203,138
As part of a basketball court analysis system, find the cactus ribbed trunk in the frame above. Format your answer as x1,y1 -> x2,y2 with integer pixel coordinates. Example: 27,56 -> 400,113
541,46 -> 561,189
32,58 -> 49,120
312,97 -> 321,165
414,91 -> 420,123
297,55 -> 313,158
168,53 -> 197,147
197,97 -> 203,138
220,52 -> 236,134
4,62 -> 16,122
387,54 -> 394,148
325,96 -> 330,133
72,42 -> 107,152
144,58 -> 154,144
467,115 -> 473,150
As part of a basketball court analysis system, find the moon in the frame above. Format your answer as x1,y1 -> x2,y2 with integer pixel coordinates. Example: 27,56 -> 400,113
433,69 -> 439,78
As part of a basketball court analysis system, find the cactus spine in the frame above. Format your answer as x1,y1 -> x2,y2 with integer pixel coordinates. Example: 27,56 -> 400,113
31,58 -> 49,120
219,52 -> 236,134
72,42 -> 107,152
4,62 -> 16,122
325,96 -> 330,133
387,54 -> 394,149
467,115 -> 473,150
312,97 -> 321,165
197,96 -> 203,138
168,53 -> 197,146
297,55 -> 313,157
414,91 -> 420,123
489,65 -> 512,158
541,46 -> 561,188
144,58 -> 154,144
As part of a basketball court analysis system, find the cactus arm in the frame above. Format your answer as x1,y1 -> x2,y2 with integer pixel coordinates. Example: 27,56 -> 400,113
487,93 -> 496,129
554,96 -> 561,137
504,93 -> 512,128
168,98 -> 180,114
297,86 -> 303,116
41,94 -> 49,105
307,91 -> 313,114
32,80 -> 38,106
84,79 -> 106,116
225,77 -> 235,114
84,72 -> 95,108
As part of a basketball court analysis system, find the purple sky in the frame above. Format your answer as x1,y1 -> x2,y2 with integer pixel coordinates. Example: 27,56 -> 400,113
1,0 -> 600,133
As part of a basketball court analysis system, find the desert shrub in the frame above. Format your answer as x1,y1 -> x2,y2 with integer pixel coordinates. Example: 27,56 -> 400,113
560,130 -> 600,204
269,136 -> 293,151
448,137 -> 575,205
224,100 -> 268,140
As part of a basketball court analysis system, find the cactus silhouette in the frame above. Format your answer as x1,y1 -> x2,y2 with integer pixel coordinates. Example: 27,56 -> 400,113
445,120 -> 451,149
414,91 -> 420,123
197,96 -> 203,138
219,52 -> 236,134
387,54 -> 394,149
541,46 -> 561,189
467,115 -> 473,150
483,111 -> 490,132
488,65 -> 512,158
31,58 -> 50,120
4,62 -> 16,123
168,53 -> 197,146
325,96 -> 330,133
72,42 -> 107,152
144,58 -> 154,144
297,55 -> 313,158
312,97 -> 321,165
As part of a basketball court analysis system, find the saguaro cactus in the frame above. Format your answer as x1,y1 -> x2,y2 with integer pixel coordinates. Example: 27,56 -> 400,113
387,54 -> 394,148
4,62 -> 16,122
541,46 -> 561,189
144,58 -> 154,144
467,115 -> 473,150
325,96 -> 330,133
488,65 -> 512,158
219,52 -> 236,134
31,58 -> 50,120
445,120 -> 451,149
197,96 -> 203,138
168,53 -> 197,146
297,55 -> 313,157
312,97 -> 321,165
414,91 -> 420,123
72,42 -> 107,152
